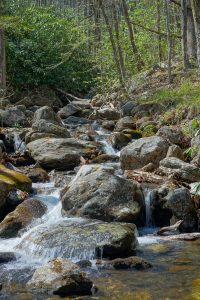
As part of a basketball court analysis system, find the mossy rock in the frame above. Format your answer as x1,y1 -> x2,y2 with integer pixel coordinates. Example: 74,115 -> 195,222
0,164 -> 32,192
122,129 -> 143,139
142,124 -> 158,137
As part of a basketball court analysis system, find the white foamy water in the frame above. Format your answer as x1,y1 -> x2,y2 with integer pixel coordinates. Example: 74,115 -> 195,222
13,133 -> 26,153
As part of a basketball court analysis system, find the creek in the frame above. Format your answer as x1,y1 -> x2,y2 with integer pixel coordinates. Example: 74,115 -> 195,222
0,130 -> 199,299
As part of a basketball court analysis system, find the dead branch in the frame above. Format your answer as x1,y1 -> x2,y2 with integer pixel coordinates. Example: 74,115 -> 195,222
157,220 -> 183,235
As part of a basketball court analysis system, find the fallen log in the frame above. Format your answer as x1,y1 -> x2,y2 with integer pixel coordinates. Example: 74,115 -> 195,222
157,220 -> 183,235
125,170 -> 164,184
154,232 -> 200,241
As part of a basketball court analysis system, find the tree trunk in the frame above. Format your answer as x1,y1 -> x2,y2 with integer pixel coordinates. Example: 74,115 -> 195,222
187,4 -> 197,60
112,0 -> 126,81
181,0 -> 190,69
156,0 -> 162,64
121,0 -> 144,71
191,0 -> 200,67
100,1 -> 124,86
164,0 -> 173,83
0,28 -> 6,93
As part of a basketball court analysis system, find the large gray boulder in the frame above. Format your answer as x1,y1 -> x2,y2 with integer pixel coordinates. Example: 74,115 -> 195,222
160,157 -> 200,182
0,198 -> 47,238
0,106 -> 28,127
26,106 -> 70,143
58,103 -> 80,119
27,138 -> 96,170
62,165 -> 144,224
97,108 -> 120,120
32,106 -> 62,126
120,136 -> 169,170
17,219 -> 138,259
27,258 -> 93,296
151,186 -> 197,232
157,126 -> 184,146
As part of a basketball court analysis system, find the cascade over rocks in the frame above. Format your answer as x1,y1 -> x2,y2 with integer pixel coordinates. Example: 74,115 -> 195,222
160,157 -> 200,182
18,219 -> 138,259
27,138 -> 97,170
27,258 -> 93,296
61,165 -> 144,224
120,136 -> 169,170
0,198 -> 47,238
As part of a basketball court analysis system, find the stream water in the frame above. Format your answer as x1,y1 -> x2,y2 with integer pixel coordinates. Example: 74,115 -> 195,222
0,132 -> 200,299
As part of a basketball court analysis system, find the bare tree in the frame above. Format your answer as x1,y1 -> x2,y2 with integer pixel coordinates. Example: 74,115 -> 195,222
181,0 -> 189,69
191,0 -> 200,67
164,0 -> 173,83
0,28 -> 6,93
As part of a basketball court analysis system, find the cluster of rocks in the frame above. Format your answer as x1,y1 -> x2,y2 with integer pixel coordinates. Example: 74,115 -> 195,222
1,87 -> 200,297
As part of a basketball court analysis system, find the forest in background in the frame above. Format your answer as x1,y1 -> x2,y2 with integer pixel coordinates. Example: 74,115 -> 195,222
0,0 -> 200,95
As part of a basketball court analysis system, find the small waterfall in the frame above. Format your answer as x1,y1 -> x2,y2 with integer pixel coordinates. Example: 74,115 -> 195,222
13,133 -> 26,153
145,190 -> 152,227
93,124 -> 119,156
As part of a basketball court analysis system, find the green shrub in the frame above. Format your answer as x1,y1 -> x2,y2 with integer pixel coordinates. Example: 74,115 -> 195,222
5,6 -> 96,93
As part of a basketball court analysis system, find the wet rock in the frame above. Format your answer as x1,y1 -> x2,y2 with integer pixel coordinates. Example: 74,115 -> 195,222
27,167 -> 49,183
102,120 -> 115,131
27,258 -> 93,296
160,157 -> 200,182
0,106 -> 28,127
0,198 -> 47,238
58,103 -> 80,119
106,256 -> 152,270
97,108 -> 120,120
62,165 -> 144,225
76,260 -> 92,268
0,252 -> 16,264
152,186 -> 197,232
63,116 -> 92,127
32,106 -> 62,126
157,126 -> 184,146
91,154 -> 119,163
166,145 -> 184,160
27,119 -> 70,142
108,132 -> 131,149
27,138 -> 96,170
120,136 -> 169,170
115,117 -> 135,132
18,220 -> 138,259
0,164 -> 32,192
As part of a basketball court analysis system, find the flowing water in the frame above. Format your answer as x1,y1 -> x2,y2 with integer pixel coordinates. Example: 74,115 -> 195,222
0,129 -> 200,299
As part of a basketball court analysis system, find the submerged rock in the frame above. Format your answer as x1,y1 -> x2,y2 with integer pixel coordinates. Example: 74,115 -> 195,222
105,256 -> 152,270
17,220 -> 138,259
0,198 -> 47,238
27,138 -> 96,170
120,136 -> 169,170
26,167 -> 49,183
62,165 -> 144,224
0,252 -> 16,264
27,258 -> 93,296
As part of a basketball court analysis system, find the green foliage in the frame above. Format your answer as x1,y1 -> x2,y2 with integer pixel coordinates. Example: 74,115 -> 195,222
5,6 -> 96,92
184,146 -> 198,160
